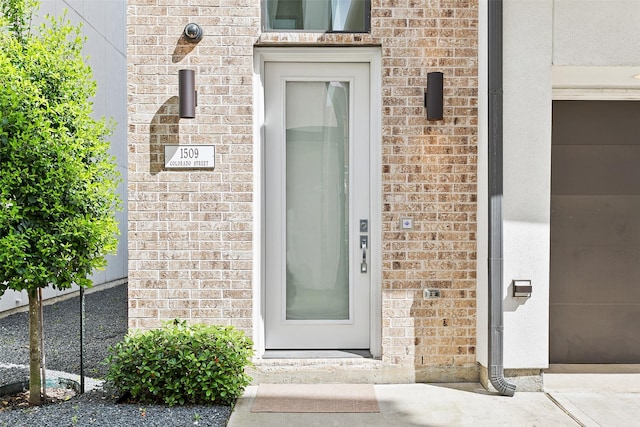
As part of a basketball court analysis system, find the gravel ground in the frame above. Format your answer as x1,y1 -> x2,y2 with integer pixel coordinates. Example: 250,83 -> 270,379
0,284 -> 232,426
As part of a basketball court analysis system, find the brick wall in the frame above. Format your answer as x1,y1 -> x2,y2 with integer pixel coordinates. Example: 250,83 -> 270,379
128,0 -> 478,377
375,1 -> 479,379
127,0 -> 259,330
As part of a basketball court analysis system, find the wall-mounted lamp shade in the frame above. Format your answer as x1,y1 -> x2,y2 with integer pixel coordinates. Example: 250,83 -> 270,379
512,280 -> 532,298
424,72 -> 444,121
183,23 -> 203,43
179,69 -> 197,119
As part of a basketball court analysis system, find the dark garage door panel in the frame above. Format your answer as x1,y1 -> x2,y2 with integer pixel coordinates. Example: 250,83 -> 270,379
552,146 -> 640,195
551,100 -> 640,364
551,195 -> 640,248
550,244 -> 640,304
550,304 -> 640,364
550,196 -> 640,304
552,101 -> 640,146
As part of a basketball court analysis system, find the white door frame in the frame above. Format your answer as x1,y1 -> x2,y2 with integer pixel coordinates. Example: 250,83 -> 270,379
253,47 -> 382,358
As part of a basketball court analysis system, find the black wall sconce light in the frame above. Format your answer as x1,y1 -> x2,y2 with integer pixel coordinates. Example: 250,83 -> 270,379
424,72 -> 444,121
179,69 -> 197,119
183,23 -> 203,43
512,280 -> 533,298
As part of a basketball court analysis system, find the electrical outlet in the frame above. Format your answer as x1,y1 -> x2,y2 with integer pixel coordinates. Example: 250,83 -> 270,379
423,289 -> 441,299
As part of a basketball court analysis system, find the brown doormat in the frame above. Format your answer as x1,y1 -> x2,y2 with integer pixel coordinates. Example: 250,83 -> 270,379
251,384 -> 380,413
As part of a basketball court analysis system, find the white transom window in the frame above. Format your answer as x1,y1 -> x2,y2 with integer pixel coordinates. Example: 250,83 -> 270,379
263,0 -> 370,32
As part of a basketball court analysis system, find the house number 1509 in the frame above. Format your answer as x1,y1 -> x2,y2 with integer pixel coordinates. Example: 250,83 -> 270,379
164,145 -> 214,169
180,147 -> 199,159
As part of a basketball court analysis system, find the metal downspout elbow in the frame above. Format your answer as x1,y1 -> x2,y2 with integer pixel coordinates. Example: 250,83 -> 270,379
489,361 -> 516,397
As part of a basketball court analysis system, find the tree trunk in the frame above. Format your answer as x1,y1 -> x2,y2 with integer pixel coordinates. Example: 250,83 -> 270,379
28,291 -> 42,406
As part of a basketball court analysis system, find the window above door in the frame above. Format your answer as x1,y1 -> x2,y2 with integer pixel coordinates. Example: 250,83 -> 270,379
262,0 -> 371,32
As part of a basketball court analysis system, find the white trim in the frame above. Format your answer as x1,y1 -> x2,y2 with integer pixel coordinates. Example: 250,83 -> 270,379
255,46 -> 382,64
253,51 -> 266,356
553,88 -> 640,101
369,51 -> 383,359
475,0 -> 489,368
552,65 -> 640,101
253,47 -> 383,358
552,66 -> 640,89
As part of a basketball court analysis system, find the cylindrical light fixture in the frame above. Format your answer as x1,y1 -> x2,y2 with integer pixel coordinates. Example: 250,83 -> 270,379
424,72 -> 444,121
179,69 -> 196,119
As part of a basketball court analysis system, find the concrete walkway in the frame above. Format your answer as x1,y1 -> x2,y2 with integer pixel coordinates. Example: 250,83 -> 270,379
228,371 -> 640,426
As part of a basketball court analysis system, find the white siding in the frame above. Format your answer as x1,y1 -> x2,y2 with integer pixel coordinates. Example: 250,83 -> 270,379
0,0 -> 127,314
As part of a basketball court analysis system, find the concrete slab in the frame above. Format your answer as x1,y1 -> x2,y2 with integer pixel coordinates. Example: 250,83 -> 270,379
546,392 -> 640,427
545,370 -> 640,427
228,383 -> 577,427
544,372 -> 640,393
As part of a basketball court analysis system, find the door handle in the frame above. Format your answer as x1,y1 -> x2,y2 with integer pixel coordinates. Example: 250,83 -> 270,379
360,237 -> 368,273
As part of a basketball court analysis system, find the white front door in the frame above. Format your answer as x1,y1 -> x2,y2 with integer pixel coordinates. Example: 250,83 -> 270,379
264,62 -> 371,349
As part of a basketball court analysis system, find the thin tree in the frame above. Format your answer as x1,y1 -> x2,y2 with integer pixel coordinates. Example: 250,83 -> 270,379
0,0 -> 121,405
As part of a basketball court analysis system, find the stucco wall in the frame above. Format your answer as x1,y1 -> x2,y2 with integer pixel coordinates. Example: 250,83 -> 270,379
477,0 -> 640,375
476,0 -> 552,375
554,0 -> 640,66
0,0 -> 128,314
502,0 -> 553,370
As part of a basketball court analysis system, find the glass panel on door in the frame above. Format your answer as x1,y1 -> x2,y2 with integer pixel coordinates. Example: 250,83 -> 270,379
285,81 -> 350,321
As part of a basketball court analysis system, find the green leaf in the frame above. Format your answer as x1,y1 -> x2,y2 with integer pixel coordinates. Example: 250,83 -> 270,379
104,320 -> 254,405
0,0 -> 120,294
0,0 -> 122,402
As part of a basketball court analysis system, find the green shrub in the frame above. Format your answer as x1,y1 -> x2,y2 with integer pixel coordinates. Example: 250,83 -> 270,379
104,319 -> 254,406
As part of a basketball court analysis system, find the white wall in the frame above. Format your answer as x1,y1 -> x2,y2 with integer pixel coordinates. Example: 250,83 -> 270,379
553,0 -> 640,96
478,0 -> 640,372
554,0 -> 640,66
0,0 -> 127,314
477,0 -> 554,370
502,0 -> 554,369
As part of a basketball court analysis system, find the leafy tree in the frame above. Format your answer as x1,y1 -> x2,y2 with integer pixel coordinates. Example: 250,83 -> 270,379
0,0 -> 121,405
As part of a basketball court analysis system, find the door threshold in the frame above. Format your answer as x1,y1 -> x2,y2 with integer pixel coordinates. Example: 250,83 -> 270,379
262,350 -> 372,359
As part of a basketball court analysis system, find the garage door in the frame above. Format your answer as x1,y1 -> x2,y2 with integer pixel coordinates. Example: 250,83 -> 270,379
550,100 -> 640,363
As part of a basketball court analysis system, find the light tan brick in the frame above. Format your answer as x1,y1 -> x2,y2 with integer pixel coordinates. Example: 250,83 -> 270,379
128,0 -> 478,372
